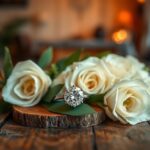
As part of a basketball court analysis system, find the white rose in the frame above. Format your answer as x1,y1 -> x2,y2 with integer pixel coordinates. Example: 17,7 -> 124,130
102,54 -> 149,82
126,55 -> 150,81
104,80 -> 150,125
126,55 -> 150,88
126,55 -> 145,70
2,60 -> 51,107
53,57 -> 116,95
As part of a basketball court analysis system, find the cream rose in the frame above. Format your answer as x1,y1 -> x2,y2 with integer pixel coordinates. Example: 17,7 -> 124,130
126,55 -> 145,70
53,57 -> 116,95
104,80 -> 150,125
2,60 -> 51,107
126,55 -> 150,80
102,54 -> 148,82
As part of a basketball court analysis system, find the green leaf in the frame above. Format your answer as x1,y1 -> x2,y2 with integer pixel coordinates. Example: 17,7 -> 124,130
97,51 -> 111,59
144,66 -> 150,72
86,94 -> 105,105
43,100 -> 96,116
38,47 -> 53,69
42,84 -> 64,103
3,47 -> 13,80
0,101 -> 12,114
55,49 -> 81,74
48,64 -> 59,79
95,101 -> 104,108
80,51 -> 110,61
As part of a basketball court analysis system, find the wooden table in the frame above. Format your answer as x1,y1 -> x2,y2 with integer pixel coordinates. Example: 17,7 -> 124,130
0,113 -> 150,150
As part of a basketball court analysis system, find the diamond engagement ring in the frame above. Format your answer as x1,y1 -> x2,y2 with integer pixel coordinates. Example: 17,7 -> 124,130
64,85 -> 87,107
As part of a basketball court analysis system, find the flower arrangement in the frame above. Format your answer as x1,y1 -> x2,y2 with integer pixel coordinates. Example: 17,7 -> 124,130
0,47 -> 150,125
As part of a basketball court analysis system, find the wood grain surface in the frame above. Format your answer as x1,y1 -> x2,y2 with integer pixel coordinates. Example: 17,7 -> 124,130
0,113 -> 10,127
12,105 -> 105,128
0,112 -> 150,150
0,104 -> 149,150
94,120 -> 150,150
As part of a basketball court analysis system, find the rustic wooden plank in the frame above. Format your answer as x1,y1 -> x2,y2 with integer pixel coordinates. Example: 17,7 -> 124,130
94,119 -> 150,150
0,120 -> 95,150
0,113 -> 10,128
1,117 -> 149,150
12,105 -> 105,128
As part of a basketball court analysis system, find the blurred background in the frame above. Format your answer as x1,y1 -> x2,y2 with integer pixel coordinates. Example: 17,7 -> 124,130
0,0 -> 150,64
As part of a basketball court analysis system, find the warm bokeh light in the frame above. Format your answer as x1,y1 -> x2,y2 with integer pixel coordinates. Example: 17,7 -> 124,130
137,0 -> 145,4
112,30 -> 128,44
118,11 -> 133,26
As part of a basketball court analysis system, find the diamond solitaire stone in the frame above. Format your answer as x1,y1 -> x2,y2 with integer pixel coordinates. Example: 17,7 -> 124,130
64,85 -> 86,107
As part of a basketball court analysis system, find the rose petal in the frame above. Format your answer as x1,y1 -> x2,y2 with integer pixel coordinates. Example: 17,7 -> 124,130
104,80 -> 150,125
2,60 -> 51,107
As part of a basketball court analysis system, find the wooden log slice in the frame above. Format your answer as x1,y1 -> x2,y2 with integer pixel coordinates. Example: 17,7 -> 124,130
12,105 -> 105,128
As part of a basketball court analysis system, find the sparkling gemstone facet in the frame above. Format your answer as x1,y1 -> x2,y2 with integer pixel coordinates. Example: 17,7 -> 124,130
64,85 -> 86,107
